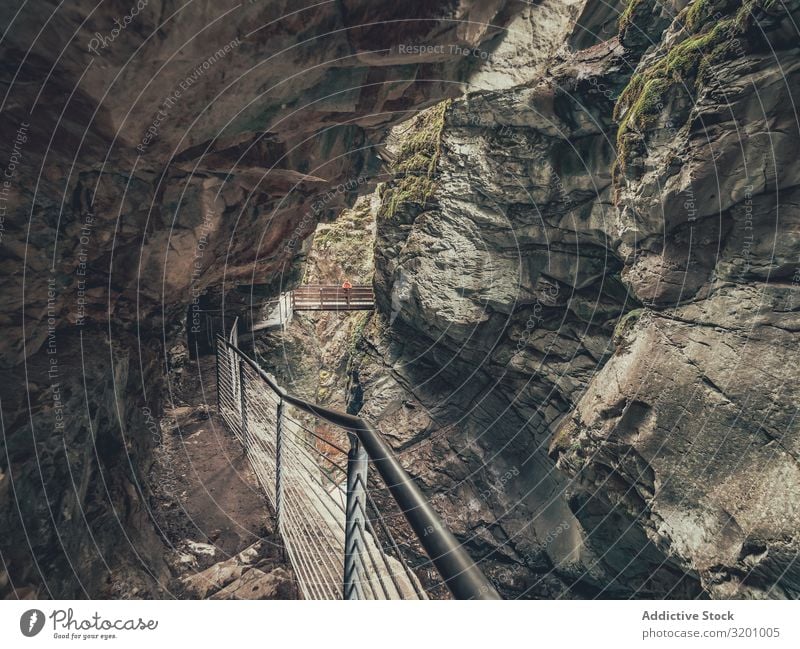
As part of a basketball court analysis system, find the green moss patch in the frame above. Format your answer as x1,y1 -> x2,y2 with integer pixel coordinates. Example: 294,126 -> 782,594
618,0 -> 645,33
378,100 -> 451,220
613,307 -> 645,343
613,0 -> 774,179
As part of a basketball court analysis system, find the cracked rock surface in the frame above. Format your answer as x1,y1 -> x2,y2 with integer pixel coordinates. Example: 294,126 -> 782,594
351,0 -> 800,598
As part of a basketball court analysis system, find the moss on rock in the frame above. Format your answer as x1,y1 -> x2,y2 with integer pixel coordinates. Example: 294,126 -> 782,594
303,194 -> 375,284
618,0 -> 645,32
613,307 -> 645,344
378,99 -> 451,220
613,0 -> 775,179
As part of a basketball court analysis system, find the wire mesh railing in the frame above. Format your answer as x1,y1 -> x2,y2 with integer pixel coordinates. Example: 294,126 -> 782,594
215,332 -> 500,600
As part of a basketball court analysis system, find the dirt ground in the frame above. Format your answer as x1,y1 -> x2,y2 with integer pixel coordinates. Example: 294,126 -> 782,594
149,352 -> 294,597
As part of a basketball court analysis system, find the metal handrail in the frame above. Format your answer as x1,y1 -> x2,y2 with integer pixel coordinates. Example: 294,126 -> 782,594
228,315 -> 239,345
217,336 -> 500,600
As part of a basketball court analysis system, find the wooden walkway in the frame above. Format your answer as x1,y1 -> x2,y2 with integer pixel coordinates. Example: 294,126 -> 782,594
226,286 -> 375,344
291,285 -> 374,311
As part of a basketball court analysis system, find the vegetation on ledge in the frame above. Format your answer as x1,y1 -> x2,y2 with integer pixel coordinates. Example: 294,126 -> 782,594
618,0 -> 645,33
378,99 -> 451,221
613,0 -> 777,179
613,307 -> 645,345
303,195 -> 375,284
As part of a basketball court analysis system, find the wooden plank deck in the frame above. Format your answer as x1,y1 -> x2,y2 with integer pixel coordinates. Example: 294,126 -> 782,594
235,287 -> 375,343
291,285 -> 374,311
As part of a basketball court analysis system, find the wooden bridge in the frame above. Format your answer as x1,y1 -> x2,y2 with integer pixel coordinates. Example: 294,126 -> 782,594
227,285 -> 374,343
291,285 -> 374,311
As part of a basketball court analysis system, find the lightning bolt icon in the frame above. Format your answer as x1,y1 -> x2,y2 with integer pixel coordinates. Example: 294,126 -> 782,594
28,612 -> 38,632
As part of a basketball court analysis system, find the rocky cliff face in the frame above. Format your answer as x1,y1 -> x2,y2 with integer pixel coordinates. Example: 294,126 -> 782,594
556,0 -> 800,599
254,194 -> 375,416
0,0 -> 522,597
352,0 -> 800,598
2,0 -> 799,600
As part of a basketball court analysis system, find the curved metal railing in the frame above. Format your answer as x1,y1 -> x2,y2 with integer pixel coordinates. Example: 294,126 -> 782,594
215,334 -> 500,600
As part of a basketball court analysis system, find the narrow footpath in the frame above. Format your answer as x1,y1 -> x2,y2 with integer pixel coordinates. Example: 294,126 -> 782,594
150,352 -> 297,599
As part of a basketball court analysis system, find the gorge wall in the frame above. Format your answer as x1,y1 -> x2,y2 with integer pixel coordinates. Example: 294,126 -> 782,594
350,0 -> 800,598
0,0 -> 522,598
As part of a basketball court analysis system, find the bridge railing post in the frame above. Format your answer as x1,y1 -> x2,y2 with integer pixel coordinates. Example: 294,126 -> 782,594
275,398 -> 285,536
344,434 -> 369,600
239,361 -> 249,451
